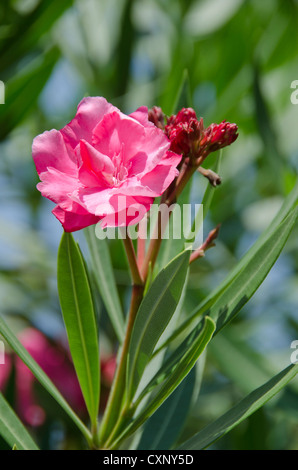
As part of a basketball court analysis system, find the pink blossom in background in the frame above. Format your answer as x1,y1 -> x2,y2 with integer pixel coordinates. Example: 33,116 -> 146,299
0,353 -> 11,390
0,328 -> 116,427
32,97 -> 182,232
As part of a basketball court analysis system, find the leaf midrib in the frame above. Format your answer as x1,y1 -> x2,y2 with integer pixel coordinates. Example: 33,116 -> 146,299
128,255 -> 187,397
66,235 -> 96,416
0,395 -> 38,450
87,229 -> 124,339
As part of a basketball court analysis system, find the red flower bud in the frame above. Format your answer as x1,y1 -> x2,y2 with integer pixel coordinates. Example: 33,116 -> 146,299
148,106 -> 165,129
165,108 -> 203,156
174,107 -> 197,124
200,120 -> 238,153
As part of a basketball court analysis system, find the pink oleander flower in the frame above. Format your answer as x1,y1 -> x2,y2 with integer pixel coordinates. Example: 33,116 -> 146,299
32,97 -> 182,232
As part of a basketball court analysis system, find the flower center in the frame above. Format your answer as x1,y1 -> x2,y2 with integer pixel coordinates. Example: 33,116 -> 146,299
112,144 -> 130,186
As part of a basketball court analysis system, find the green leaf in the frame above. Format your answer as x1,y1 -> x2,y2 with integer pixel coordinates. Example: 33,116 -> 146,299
156,185 -> 298,352
113,0 -> 136,99
213,206 -> 297,332
171,69 -> 192,115
136,316 -> 215,404
0,316 -> 91,443
84,226 -> 125,343
209,331 -> 273,394
57,232 -> 100,428
137,368 -> 196,450
0,393 -> 39,450
207,180 -> 298,304
253,65 -> 284,192
209,329 -> 298,421
126,250 -> 190,402
178,363 -> 298,450
0,47 -> 60,141
0,0 -> 73,74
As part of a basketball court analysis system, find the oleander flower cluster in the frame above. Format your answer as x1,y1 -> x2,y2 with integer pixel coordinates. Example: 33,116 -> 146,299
32,97 -> 238,232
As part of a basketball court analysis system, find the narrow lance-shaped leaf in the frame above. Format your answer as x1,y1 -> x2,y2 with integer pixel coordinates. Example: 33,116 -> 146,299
0,393 -> 39,450
111,316 -> 215,449
0,316 -> 91,442
84,226 -> 125,343
209,330 -> 298,420
136,316 -> 215,404
57,232 -> 100,428
171,69 -> 192,115
155,191 -> 298,353
137,368 -> 196,450
178,363 -> 298,450
0,0 -> 73,74
0,47 -> 60,141
214,206 -> 298,331
126,250 -> 190,402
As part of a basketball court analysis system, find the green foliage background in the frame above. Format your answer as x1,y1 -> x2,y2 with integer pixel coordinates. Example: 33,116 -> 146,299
0,0 -> 297,450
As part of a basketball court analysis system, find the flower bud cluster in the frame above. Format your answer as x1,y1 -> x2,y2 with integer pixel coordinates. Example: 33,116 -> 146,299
149,106 -> 238,164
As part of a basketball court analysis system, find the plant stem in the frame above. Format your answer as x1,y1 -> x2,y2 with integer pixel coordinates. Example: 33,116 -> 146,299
137,226 -> 146,270
99,229 -> 145,446
141,163 -> 197,280
99,237 -> 144,446
166,162 -> 197,205
121,227 -> 144,286
99,164 -> 197,447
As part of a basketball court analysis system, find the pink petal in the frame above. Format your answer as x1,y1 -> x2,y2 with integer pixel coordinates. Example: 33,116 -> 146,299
157,150 -> 182,168
80,139 -> 114,174
129,106 -> 153,128
93,115 -> 170,176
0,353 -> 12,391
133,126 -> 171,174
32,129 -> 78,176
61,96 -> 118,148
53,205 -> 100,232
127,151 -> 148,176
92,111 -> 146,160
78,139 -> 114,187
140,151 -> 181,195
100,194 -> 153,228
75,187 -> 115,216
37,167 -> 81,212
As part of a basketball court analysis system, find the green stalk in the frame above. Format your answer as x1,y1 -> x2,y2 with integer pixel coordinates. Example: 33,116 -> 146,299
99,229 -> 144,446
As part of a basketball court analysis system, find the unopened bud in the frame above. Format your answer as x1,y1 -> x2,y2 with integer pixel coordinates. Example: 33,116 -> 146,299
165,108 -> 203,157
148,106 -> 165,129
200,120 -> 238,153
